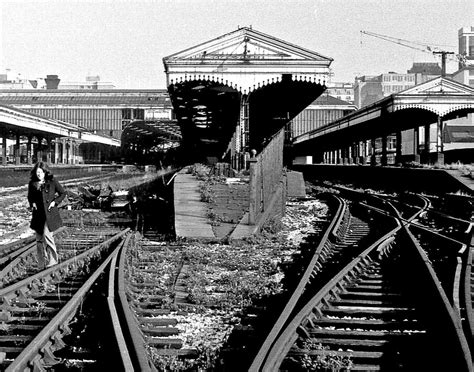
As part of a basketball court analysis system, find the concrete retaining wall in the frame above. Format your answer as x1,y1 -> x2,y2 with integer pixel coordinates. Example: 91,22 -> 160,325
292,164 -> 472,195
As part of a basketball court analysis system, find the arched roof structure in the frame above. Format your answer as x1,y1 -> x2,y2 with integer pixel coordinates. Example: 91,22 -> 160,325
121,119 -> 181,150
163,27 -> 333,160
294,77 -> 474,151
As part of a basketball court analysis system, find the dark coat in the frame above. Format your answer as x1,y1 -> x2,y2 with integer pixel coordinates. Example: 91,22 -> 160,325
28,178 -> 66,234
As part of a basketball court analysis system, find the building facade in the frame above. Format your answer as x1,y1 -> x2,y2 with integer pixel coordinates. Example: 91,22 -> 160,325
58,75 -> 115,90
458,26 -> 474,68
354,64 -> 441,109
325,82 -> 354,103
0,89 -> 173,140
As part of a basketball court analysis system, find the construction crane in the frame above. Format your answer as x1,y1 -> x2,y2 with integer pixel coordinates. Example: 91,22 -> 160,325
360,30 -> 466,76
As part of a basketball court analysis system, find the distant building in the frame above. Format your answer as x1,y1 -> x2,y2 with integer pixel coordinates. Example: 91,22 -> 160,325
0,89 -> 172,139
326,82 -> 354,103
354,65 -> 441,109
458,26 -> 474,68
353,75 -> 383,109
451,65 -> 474,87
58,75 -> 115,90
452,27 -> 474,87
291,94 -> 357,138
0,69 -> 45,89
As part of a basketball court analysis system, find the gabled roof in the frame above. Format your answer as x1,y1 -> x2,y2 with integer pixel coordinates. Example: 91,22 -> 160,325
0,89 -> 172,107
164,27 -> 333,64
398,76 -> 474,96
312,94 -> 355,106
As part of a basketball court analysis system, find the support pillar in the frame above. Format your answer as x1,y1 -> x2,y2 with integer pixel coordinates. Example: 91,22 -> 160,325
413,127 -> 420,163
36,137 -> 43,163
15,134 -> 20,165
342,147 -> 349,165
370,138 -> 377,166
1,136 -> 6,166
423,124 -> 431,164
46,139 -> 52,164
353,143 -> 359,164
54,140 -> 60,164
62,138 -> 68,164
361,140 -> 367,165
381,136 -> 388,166
233,94 -> 249,171
435,116 -> 444,165
27,137 -> 32,165
395,131 -> 403,165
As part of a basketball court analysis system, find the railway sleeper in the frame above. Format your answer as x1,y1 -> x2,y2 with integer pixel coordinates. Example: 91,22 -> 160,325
152,348 -> 199,358
308,328 -> 426,339
142,325 -> 180,337
286,349 -> 388,371
139,317 -> 178,326
303,336 -> 424,349
147,337 -> 183,349
311,317 -> 422,331
330,298 -> 407,307
321,307 -> 417,319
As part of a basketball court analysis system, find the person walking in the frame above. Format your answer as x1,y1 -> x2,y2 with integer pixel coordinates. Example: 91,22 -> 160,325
27,161 -> 66,269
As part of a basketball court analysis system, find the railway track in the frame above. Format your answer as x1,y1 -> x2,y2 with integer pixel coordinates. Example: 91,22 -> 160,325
250,191 -> 473,371
0,211 -> 130,370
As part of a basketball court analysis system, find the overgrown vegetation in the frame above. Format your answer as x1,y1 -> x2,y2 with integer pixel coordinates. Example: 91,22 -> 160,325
297,338 -> 353,371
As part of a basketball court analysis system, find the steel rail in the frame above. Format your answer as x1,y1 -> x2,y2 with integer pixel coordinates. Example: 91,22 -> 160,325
454,245 -> 468,314
106,234 -> 135,371
249,195 -> 346,371
5,229 -> 130,371
117,232 -> 156,372
250,195 -> 408,371
0,227 -> 65,270
0,228 -> 129,309
0,227 -> 67,287
259,214 -> 404,371
395,215 -> 472,371
254,196 -> 428,371
463,232 -> 474,352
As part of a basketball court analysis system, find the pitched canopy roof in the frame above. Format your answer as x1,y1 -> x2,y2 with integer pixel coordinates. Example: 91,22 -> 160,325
163,27 -> 333,93
164,27 -> 333,63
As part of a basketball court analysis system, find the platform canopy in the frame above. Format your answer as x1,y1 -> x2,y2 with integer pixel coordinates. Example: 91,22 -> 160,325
0,104 -> 120,146
294,77 -> 474,148
163,27 -> 333,161
121,119 -> 181,150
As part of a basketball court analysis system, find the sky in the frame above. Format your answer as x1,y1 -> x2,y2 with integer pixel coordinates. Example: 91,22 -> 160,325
0,0 -> 473,89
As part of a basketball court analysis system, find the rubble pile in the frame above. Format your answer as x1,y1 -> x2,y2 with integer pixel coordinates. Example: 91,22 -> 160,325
65,185 -> 131,212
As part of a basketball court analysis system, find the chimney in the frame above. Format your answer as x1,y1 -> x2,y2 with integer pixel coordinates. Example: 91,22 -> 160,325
45,75 -> 60,89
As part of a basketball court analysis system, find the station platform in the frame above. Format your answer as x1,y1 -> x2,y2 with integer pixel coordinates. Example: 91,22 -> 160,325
173,168 -> 307,241
445,169 -> 474,193
173,169 -> 255,241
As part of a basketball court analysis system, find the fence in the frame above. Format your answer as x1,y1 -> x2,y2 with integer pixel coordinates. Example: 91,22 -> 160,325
248,128 -> 286,225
